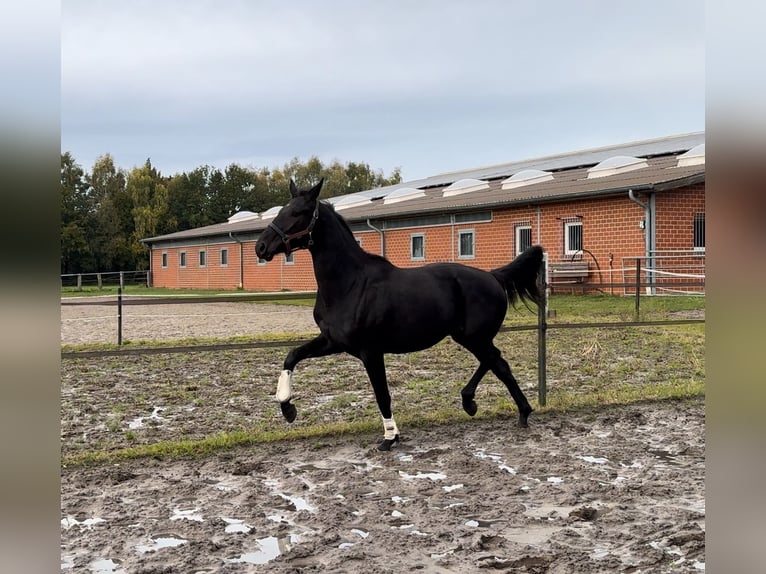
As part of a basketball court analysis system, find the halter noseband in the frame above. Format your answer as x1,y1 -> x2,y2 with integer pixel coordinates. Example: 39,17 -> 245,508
267,204 -> 319,255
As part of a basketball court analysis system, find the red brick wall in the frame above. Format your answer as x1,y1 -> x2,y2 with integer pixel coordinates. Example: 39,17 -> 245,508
149,184 -> 704,291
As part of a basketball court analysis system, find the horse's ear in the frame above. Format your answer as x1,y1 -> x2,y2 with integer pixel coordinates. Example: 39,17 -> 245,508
307,178 -> 324,201
289,179 -> 299,198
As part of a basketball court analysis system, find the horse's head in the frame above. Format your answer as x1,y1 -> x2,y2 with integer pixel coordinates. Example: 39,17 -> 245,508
255,178 -> 323,261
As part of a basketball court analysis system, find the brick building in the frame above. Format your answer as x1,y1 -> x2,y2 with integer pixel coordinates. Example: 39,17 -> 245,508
142,133 -> 705,294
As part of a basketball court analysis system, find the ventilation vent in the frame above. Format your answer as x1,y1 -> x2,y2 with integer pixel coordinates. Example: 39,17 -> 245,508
260,206 -> 282,220
501,169 -> 554,190
442,178 -> 489,198
676,143 -> 705,167
227,210 -> 259,223
587,155 -> 648,179
383,187 -> 426,205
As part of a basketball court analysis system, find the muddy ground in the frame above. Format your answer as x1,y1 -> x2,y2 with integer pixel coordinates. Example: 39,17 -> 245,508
61,302 -> 705,573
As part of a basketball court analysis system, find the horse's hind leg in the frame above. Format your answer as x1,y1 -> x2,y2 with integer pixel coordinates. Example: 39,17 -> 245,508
485,346 -> 533,427
461,364 -> 489,416
278,334 -> 340,422
462,340 -> 533,427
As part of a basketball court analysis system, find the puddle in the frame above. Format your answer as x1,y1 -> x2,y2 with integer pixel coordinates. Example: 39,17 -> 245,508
579,456 -> 609,464
443,483 -> 463,492
171,507 -> 203,522
89,558 -> 125,573
128,407 -> 165,430
546,476 -> 564,484
398,454 -> 414,462
61,515 -> 105,530
222,517 -> 252,533
399,471 -> 446,481
135,534 -> 188,553
465,517 -> 502,528
264,479 -> 316,512
351,528 -> 369,539
205,478 -> 241,492
649,448 -> 683,466
391,495 -> 411,503
226,535 -> 297,565
473,450 -> 516,474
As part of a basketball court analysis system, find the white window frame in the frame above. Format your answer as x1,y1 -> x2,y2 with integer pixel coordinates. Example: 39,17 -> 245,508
161,252 -> 168,268
411,233 -> 425,261
220,248 -> 228,267
285,252 -> 295,265
515,224 -> 532,256
693,213 -> 705,252
179,251 -> 187,268
564,221 -> 583,256
458,229 -> 475,259
199,249 -> 206,268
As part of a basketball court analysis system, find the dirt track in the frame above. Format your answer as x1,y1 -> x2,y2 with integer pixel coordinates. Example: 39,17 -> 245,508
61,302 -> 705,572
61,399 -> 704,573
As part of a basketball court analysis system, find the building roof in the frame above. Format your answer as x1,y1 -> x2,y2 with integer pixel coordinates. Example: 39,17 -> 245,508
143,132 -> 705,244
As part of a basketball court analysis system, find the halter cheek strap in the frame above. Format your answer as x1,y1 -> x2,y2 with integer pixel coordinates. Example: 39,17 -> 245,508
267,205 -> 319,255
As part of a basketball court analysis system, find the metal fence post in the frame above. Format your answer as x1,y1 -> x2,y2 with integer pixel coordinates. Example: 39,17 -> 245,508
117,287 -> 123,346
538,259 -> 548,406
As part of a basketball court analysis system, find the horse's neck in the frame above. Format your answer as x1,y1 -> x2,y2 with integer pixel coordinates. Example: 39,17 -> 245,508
310,206 -> 367,289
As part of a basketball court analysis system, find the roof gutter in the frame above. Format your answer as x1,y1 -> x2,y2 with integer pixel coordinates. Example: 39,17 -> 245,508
366,219 -> 386,257
229,232 -> 244,289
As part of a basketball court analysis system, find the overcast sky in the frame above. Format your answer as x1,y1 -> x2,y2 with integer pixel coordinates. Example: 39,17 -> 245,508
61,0 -> 704,182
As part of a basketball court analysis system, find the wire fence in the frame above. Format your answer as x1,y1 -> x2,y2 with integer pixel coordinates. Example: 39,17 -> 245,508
61,270 -> 149,289
61,260 -> 705,408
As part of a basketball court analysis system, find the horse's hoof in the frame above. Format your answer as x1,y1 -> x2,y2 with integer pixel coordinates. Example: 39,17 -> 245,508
518,407 -> 533,428
280,401 -> 297,423
462,399 -> 478,417
377,434 -> 400,451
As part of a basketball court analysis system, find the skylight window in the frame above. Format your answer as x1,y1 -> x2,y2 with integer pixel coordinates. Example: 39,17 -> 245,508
676,143 -> 705,167
587,155 -> 648,179
260,206 -> 283,220
501,169 -> 554,190
442,178 -> 489,198
227,210 -> 259,223
332,194 -> 372,210
383,187 -> 426,205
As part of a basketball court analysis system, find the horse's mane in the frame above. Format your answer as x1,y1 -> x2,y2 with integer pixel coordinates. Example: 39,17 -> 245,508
319,200 -> 390,265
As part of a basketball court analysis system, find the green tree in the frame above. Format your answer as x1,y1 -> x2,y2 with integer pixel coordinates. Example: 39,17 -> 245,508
86,154 -> 132,271
126,159 -> 169,269
60,152 -> 94,273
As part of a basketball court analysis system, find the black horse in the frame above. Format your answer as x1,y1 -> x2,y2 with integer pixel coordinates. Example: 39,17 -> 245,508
255,179 -> 543,450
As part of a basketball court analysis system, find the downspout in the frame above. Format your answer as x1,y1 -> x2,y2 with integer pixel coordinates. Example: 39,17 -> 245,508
366,219 -> 386,257
450,214 -> 456,262
627,189 -> 654,294
536,205 -> 542,244
229,232 -> 244,289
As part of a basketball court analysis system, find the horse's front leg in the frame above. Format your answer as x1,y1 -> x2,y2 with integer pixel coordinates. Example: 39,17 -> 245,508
360,352 -> 399,451
278,334 -> 340,423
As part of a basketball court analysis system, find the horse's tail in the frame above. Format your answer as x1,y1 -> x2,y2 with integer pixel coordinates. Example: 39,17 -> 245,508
490,245 -> 544,308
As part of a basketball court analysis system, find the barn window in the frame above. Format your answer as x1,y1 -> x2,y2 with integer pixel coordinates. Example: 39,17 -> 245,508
220,248 -> 228,266
564,221 -> 583,256
458,230 -> 475,259
515,224 -> 532,256
355,237 -> 363,248
161,252 -> 168,268
693,213 -> 705,251
411,234 -> 425,260
285,252 -> 294,265
199,250 -> 206,267
179,251 -> 187,268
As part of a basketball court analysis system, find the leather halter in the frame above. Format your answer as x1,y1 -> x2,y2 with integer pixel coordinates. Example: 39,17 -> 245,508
267,204 -> 319,255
